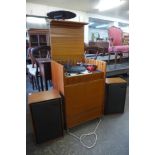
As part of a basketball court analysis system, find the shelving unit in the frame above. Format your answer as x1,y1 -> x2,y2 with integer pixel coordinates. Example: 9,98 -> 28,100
27,29 -> 50,47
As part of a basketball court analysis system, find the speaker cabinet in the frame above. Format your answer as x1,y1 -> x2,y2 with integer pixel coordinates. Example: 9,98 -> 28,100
104,77 -> 127,114
28,89 -> 64,144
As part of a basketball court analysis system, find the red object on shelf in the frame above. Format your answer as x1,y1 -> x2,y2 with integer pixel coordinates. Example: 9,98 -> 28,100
86,65 -> 97,72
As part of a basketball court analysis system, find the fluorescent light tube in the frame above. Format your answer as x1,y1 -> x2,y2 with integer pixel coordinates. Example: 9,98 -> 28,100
96,24 -> 108,28
96,0 -> 125,12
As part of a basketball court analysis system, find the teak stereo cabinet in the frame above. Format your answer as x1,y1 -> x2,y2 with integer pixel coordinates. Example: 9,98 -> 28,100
50,20 -> 106,128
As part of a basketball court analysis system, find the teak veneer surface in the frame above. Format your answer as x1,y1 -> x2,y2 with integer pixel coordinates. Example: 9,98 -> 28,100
106,77 -> 127,84
28,89 -> 61,104
50,20 -> 87,62
65,79 -> 104,128
28,29 -> 49,34
51,59 -> 106,128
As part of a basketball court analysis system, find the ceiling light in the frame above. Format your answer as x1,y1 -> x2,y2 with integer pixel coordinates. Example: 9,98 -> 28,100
26,17 -> 46,24
96,24 -> 109,28
95,0 -> 125,12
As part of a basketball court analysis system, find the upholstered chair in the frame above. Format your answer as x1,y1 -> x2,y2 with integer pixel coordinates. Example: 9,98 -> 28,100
108,26 -> 129,63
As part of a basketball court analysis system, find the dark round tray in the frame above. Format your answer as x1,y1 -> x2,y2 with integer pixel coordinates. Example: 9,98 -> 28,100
47,10 -> 76,19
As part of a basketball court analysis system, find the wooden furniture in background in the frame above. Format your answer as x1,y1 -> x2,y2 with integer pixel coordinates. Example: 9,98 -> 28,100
28,89 -> 64,144
50,20 -> 107,128
36,58 -> 51,91
123,32 -> 129,45
27,46 -> 51,91
84,41 -> 109,60
28,29 -> 50,47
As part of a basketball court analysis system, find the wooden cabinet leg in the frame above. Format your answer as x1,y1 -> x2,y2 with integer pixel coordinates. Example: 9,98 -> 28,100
45,79 -> 48,91
108,53 -> 110,63
115,52 -> 117,64
36,76 -> 40,91
40,76 -> 44,91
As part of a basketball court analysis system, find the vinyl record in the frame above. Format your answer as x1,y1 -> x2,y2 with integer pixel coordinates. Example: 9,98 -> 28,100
65,66 -> 86,73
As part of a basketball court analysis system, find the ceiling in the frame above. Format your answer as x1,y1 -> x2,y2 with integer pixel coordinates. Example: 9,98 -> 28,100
27,0 -> 129,21
89,18 -> 113,29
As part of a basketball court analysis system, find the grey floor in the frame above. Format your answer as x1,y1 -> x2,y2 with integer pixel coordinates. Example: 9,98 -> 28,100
26,79 -> 129,155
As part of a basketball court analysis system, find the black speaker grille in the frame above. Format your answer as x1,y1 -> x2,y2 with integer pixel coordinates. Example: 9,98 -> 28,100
30,98 -> 63,144
105,83 -> 127,114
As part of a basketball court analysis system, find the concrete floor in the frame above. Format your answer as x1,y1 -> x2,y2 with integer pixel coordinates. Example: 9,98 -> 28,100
26,75 -> 129,155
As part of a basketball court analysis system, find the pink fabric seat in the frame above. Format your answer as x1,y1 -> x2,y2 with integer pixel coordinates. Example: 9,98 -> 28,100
108,45 -> 129,53
108,26 -> 129,63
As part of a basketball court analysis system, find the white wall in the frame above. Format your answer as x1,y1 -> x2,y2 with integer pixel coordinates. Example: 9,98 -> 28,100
26,2 -> 129,43
26,2 -> 89,42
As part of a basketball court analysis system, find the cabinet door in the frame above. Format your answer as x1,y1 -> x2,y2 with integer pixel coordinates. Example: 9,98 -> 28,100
30,35 -> 39,47
39,34 -> 48,46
